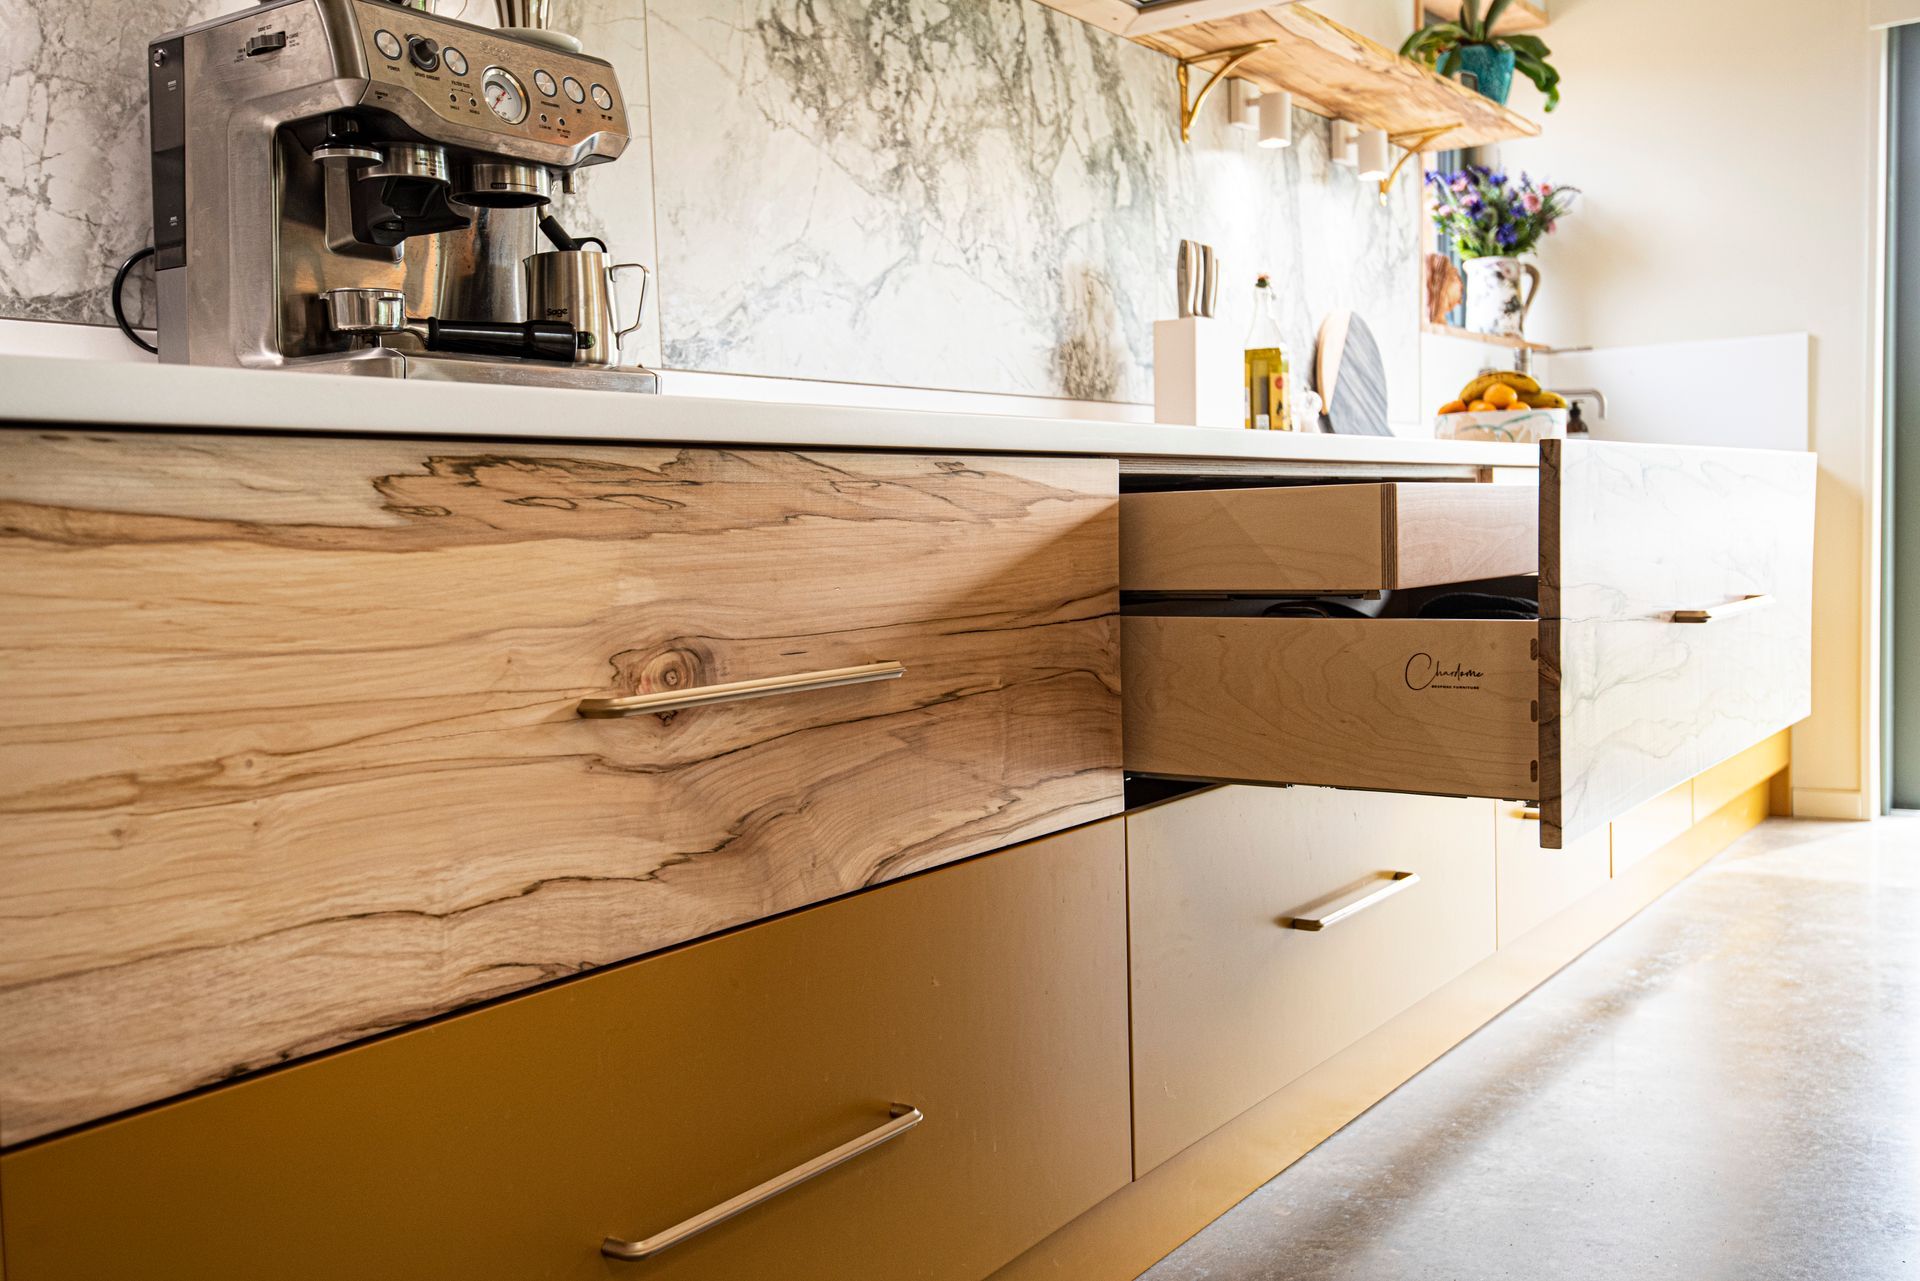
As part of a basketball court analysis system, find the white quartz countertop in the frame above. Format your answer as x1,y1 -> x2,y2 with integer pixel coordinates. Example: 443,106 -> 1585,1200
0,354 -> 1538,469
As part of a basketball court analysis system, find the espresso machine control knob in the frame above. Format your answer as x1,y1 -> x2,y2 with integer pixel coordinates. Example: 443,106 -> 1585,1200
407,35 -> 440,72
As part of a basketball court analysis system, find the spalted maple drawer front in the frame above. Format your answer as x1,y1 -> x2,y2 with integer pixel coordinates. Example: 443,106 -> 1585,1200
0,822 -> 1134,1281
1119,481 -> 1537,594
1121,615 -> 1540,802
1127,785 -> 1496,1175
0,431 -> 1122,1145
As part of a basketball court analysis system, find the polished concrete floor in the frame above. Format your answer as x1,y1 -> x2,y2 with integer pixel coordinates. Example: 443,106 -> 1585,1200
1138,816 -> 1920,1281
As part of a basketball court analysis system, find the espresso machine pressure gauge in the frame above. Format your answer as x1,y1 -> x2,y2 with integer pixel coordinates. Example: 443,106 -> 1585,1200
483,67 -> 529,124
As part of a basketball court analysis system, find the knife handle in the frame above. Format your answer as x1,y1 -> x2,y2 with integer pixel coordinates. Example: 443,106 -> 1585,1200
1177,240 -> 1200,319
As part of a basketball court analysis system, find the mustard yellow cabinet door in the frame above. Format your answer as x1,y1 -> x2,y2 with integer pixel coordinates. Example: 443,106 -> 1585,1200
0,822 -> 1131,1281
1494,801 -> 1612,948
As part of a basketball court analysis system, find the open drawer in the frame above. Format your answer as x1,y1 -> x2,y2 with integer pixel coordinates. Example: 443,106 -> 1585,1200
1121,480 -> 1538,594
1121,440 -> 1816,848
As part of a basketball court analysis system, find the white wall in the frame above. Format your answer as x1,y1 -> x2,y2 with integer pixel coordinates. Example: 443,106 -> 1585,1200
1500,0 -> 1883,818
1310,0 -> 1415,47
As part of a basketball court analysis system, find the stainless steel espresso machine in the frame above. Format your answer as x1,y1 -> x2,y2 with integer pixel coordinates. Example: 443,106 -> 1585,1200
147,0 -> 657,391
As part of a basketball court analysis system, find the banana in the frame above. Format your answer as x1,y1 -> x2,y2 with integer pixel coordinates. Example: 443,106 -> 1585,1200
1522,391 -> 1569,410
1457,370 -> 1542,403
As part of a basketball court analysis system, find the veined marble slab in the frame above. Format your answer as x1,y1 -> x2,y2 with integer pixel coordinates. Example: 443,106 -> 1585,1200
0,0 -> 233,327
645,0 -> 1421,407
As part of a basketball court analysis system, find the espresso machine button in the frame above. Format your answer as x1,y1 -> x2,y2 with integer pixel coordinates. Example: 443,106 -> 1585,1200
244,31 -> 288,57
373,29 -> 403,61
407,35 -> 440,72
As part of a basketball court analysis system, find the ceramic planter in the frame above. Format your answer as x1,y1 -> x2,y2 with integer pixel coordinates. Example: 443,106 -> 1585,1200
1444,44 -> 1517,105
1462,256 -> 1540,338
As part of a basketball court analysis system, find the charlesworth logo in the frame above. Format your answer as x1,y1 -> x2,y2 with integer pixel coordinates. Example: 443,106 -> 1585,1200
1404,652 -> 1486,692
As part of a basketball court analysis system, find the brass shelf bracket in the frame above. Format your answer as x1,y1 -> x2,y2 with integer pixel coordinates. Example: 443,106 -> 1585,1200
1176,41 -> 1275,143
1378,124 -> 1459,203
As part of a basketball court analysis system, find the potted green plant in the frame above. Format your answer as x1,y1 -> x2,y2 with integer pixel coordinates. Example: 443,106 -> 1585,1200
1400,0 -> 1561,111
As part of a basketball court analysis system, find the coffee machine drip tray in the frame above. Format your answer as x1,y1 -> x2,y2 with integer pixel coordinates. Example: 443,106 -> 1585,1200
284,348 -> 660,394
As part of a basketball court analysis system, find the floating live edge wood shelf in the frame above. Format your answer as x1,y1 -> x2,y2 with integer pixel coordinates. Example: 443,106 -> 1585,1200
1421,322 -> 1555,353
1141,7 -> 1538,152
1037,3 -> 1540,155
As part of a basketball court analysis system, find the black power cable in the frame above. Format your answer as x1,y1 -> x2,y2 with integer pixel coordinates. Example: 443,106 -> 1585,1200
112,246 -> 159,354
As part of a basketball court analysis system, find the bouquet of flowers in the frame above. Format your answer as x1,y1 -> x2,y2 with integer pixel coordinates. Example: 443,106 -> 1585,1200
1426,167 -> 1578,259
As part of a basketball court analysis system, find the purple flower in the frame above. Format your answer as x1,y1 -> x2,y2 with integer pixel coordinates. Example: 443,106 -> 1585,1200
1496,223 -> 1520,246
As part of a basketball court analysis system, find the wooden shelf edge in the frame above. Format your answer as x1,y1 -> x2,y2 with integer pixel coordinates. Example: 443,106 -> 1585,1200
1132,6 -> 1540,152
1421,322 -> 1553,352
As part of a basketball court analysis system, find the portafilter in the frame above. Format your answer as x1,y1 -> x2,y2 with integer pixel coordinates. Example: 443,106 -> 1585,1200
321,287 -> 584,362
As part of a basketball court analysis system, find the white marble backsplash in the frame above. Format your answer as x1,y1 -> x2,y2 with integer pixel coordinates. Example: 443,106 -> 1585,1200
0,0 -> 231,327
648,0 -> 1417,408
0,0 -> 1419,412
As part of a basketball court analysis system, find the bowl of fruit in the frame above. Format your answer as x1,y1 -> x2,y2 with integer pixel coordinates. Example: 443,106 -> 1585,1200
1435,372 -> 1569,443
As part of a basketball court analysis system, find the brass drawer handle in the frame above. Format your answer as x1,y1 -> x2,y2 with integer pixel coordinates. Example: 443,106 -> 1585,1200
601,1103 -> 924,1261
1671,594 -> 1773,624
1287,871 -> 1420,932
577,661 -> 906,719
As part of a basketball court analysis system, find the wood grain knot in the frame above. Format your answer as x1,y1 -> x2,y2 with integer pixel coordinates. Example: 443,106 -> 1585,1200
610,646 -> 710,720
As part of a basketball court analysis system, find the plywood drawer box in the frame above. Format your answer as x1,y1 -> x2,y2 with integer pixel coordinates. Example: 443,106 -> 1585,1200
1120,481 -> 1538,594
0,821 -> 1132,1281
1494,801 -> 1612,948
1127,785 -> 1495,1175
1123,441 -> 1815,851
0,431 -> 1123,1144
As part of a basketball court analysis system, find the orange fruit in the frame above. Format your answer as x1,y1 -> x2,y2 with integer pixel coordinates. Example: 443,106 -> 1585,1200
1483,383 -> 1519,408
1438,400 -> 1467,415
1466,400 -> 1497,414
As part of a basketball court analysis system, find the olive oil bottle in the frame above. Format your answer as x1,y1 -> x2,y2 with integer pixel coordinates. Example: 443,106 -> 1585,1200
1244,274 -> 1293,431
